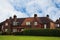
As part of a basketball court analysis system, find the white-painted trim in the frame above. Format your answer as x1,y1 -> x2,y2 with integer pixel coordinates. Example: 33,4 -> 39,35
26,22 -> 30,25
44,24 -> 46,29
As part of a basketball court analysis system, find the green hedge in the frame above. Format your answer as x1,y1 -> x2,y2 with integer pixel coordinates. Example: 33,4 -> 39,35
22,29 -> 60,36
1,29 -> 60,36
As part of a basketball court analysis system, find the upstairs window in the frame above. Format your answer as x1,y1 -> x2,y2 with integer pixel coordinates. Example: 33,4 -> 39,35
26,22 -> 30,25
13,22 -> 19,26
5,23 -> 8,26
13,22 -> 16,26
34,22 -> 37,25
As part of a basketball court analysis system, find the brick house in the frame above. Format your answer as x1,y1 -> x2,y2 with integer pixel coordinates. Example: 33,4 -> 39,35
0,14 -> 55,32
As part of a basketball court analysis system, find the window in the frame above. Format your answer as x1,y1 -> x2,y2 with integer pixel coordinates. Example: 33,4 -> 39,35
13,22 -> 16,26
44,24 -> 46,29
5,29 -> 8,32
5,23 -> 8,26
57,24 -> 59,27
21,29 -> 24,32
26,22 -> 30,25
2,25 -> 3,30
34,22 -> 37,25
13,29 -> 17,32
13,22 -> 18,26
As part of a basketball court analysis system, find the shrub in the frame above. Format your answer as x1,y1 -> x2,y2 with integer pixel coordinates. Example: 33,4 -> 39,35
22,29 -> 60,36
1,29 -> 60,36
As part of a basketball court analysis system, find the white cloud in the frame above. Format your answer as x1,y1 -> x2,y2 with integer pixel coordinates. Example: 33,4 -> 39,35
0,0 -> 60,22
0,0 -> 28,23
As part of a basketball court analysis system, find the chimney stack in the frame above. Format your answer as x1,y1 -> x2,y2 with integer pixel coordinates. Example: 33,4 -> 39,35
34,14 -> 37,18
46,14 -> 49,18
9,17 -> 12,20
13,15 -> 17,19
13,15 -> 17,21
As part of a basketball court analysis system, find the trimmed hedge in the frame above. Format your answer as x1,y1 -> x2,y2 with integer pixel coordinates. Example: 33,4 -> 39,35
22,29 -> 60,36
1,29 -> 60,36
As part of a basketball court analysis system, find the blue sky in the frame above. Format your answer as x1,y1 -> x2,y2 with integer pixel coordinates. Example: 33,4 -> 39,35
0,0 -> 60,22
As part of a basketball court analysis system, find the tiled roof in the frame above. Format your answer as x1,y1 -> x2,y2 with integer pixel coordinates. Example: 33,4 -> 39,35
40,17 -> 54,24
56,19 -> 60,24
0,17 -> 54,25
16,18 -> 25,24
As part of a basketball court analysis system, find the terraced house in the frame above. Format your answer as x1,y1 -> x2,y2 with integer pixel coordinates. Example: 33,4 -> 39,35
0,14 -> 55,32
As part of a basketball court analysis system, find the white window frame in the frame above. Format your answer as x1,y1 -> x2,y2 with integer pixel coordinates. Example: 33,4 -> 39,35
5,23 -> 8,26
13,29 -> 17,32
2,25 -> 3,30
21,29 -> 24,32
5,29 -> 8,32
13,22 -> 18,26
44,24 -> 46,29
34,22 -> 37,25
57,24 -> 59,27
26,22 -> 30,25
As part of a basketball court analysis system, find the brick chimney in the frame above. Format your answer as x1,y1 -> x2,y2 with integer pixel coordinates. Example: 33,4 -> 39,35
46,14 -> 49,18
13,15 -> 17,21
34,14 -> 37,18
9,17 -> 12,20
13,15 -> 17,19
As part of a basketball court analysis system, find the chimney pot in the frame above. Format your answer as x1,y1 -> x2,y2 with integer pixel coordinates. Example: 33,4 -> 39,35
13,15 -> 17,19
46,14 -> 49,18
9,17 -> 12,20
34,14 -> 37,18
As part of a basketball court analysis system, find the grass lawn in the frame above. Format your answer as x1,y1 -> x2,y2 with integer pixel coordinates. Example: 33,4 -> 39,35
0,35 -> 60,40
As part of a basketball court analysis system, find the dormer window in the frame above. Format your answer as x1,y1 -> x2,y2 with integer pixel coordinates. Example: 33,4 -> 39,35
5,23 -> 8,26
34,22 -> 37,25
26,22 -> 30,25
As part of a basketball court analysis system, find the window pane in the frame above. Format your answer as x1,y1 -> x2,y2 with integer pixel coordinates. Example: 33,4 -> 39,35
13,29 -> 17,32
5,29 -> 8,32
5,23 -> 8,26
34,22 -> 37,25
21,29 -> 24,32
57,24 -> 59,27
13,22 -> 16,26
13,22 -> 18,26
26,22 -> 30,25
44,24 -> 46,29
